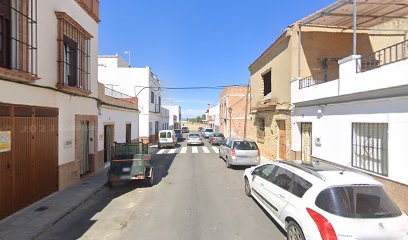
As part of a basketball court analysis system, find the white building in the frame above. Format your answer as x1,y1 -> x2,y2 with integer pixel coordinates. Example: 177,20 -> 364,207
97,83 -> 139,164
98,55 -> 167,143
290,2 -> 408,212
162,105 -> 181,130
208,103 -> 220,132
0,0 -> 100,219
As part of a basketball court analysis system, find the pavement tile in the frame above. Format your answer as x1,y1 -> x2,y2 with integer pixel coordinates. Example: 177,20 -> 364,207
0,168 -> 108,240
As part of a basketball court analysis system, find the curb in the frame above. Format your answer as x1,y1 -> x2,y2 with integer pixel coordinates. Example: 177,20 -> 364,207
33,181 -> 107,239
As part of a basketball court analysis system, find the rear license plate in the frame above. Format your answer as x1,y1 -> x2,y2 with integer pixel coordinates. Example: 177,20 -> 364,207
120,175 -> 131,180
122,167 -> 131,172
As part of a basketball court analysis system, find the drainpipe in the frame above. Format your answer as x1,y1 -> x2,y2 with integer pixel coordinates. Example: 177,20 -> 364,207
353,0 -> 357,55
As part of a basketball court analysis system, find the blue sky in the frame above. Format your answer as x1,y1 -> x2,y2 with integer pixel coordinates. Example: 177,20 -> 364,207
99,0 -> 334,118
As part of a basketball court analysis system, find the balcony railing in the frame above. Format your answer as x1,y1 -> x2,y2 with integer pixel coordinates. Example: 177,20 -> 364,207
299,68 -> 339,89
359,40 -> 408,73
104,87 -> 135,103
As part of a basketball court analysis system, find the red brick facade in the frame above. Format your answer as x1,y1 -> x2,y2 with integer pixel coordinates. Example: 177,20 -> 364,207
219,86 -> 253,139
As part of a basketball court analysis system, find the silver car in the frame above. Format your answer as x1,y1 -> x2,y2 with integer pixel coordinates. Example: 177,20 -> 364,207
202,128 -> 214,138
219,138 -> 260,168
209,133 -> 225,145
187,133 -> 203,146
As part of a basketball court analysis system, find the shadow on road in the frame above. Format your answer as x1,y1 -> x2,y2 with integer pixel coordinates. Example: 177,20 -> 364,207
38,147 -> 178,240
253,199 -> 287,237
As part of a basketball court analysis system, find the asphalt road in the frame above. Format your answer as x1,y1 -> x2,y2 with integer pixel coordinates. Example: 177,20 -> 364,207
38,134 -> 286,240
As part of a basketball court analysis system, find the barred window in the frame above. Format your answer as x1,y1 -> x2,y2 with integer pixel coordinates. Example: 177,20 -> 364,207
0,0 -> 37,76
352,123 -> 388,176
56,12 -> 92,93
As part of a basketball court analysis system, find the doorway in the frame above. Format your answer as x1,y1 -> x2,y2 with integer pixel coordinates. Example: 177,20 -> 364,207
104,125 -> 114,163
80,121 -> 90,176
277,120 -> 286,160
301,123 -> 313,163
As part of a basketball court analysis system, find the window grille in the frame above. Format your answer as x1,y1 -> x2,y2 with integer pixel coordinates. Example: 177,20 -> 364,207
352,123 -> 388,176
56,12 -> 91,92
0,0 -> 37,76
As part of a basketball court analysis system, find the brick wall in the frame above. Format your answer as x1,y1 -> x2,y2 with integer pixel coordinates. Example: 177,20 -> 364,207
219,86 -> 253,138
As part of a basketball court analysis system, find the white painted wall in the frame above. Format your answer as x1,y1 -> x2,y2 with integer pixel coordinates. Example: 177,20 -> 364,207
208,103 -> 220,129
0,0 -> 99,166
98,56 -> 165,139
97,106 -> 139,151
292,97 -> 408,185
162,105 -> 181,129
291,56 -> 408,104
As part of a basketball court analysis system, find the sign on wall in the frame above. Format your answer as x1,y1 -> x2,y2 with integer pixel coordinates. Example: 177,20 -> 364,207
0,131 -> 11,153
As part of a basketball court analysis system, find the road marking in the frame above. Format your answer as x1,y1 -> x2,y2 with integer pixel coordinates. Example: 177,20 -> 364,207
180,147 -> 187,153
212,147 -> 219,153
192,147 -> 198,153
168,149 -> 176,154
202,147 -> 210,153
157,149 -> 166,154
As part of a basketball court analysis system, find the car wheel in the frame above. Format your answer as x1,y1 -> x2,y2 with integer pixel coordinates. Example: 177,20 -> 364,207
158,144 -> 161,149
226,157 -> 231,168
244,177 -> 251,197
287,221 -> 305,240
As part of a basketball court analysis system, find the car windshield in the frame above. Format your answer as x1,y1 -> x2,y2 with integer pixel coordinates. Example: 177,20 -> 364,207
174,130 -> 181,134
205,129 -> 213,132
233,141 -> 258,150
189,134 -> 199,138
214,134 -> 224,138
182,127 -> 187,129
315,185 -> 401,218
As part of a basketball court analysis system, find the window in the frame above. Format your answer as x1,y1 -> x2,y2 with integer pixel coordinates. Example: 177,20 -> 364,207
0,0 -> 38,77
270,167 -> 293,191
253,164 -> 276,179
151,91 -> 154,104
126,124 -> 131,143
291,175 -> 312,198
159,131 -> 166,139
158,96 -> 161,108
56,12 -> 92,93
352,123 -> 388,176
315,186 -> 401,218
262,70 -> 272,97
233,141 -> 258,150
257,118 -> 265,139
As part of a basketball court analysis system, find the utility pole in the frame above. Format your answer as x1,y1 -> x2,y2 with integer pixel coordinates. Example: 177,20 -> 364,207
353,0 -> 357,55
243,79 -> 250,139
228,107 -> 232,138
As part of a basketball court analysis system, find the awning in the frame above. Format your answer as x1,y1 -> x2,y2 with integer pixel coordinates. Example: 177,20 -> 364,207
299,0 -> 408,29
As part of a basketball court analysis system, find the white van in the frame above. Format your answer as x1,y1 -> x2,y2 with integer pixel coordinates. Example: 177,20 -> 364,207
158,130 -> 177,149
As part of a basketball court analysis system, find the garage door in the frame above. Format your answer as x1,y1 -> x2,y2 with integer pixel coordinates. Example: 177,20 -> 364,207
0,104 -> 58,220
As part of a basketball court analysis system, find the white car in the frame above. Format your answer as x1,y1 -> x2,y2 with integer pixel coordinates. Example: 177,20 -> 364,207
243,160 -> 408,240
158,130 -> 176,149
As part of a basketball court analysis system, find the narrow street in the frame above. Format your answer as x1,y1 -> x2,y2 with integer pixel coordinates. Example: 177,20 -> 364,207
38,134 -> 286,240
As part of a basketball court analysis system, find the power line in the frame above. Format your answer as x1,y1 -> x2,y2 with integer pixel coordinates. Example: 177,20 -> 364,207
229,89 -> 251,108
134,84 -> 248,90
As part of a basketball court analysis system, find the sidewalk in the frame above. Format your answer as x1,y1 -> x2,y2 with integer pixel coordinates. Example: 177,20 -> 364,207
0,168 -> 108,240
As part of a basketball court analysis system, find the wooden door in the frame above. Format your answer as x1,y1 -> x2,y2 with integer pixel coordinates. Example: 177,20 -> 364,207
277,120 -> 286,160
0,104 -> 58,220
104,125 -> 113,163
80,121 -> 90,176
301,123 -> 313,163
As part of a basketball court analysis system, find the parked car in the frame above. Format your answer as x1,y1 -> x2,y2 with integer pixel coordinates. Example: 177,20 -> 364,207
219,138 -> 260,168
202,128 -> 214,138
187,133 -> 203,146
158,130 -> 176,149
209,133 -> 225,145
174,129 -> 183,141
182,127 -> 189,133
243,160 -> 408,240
